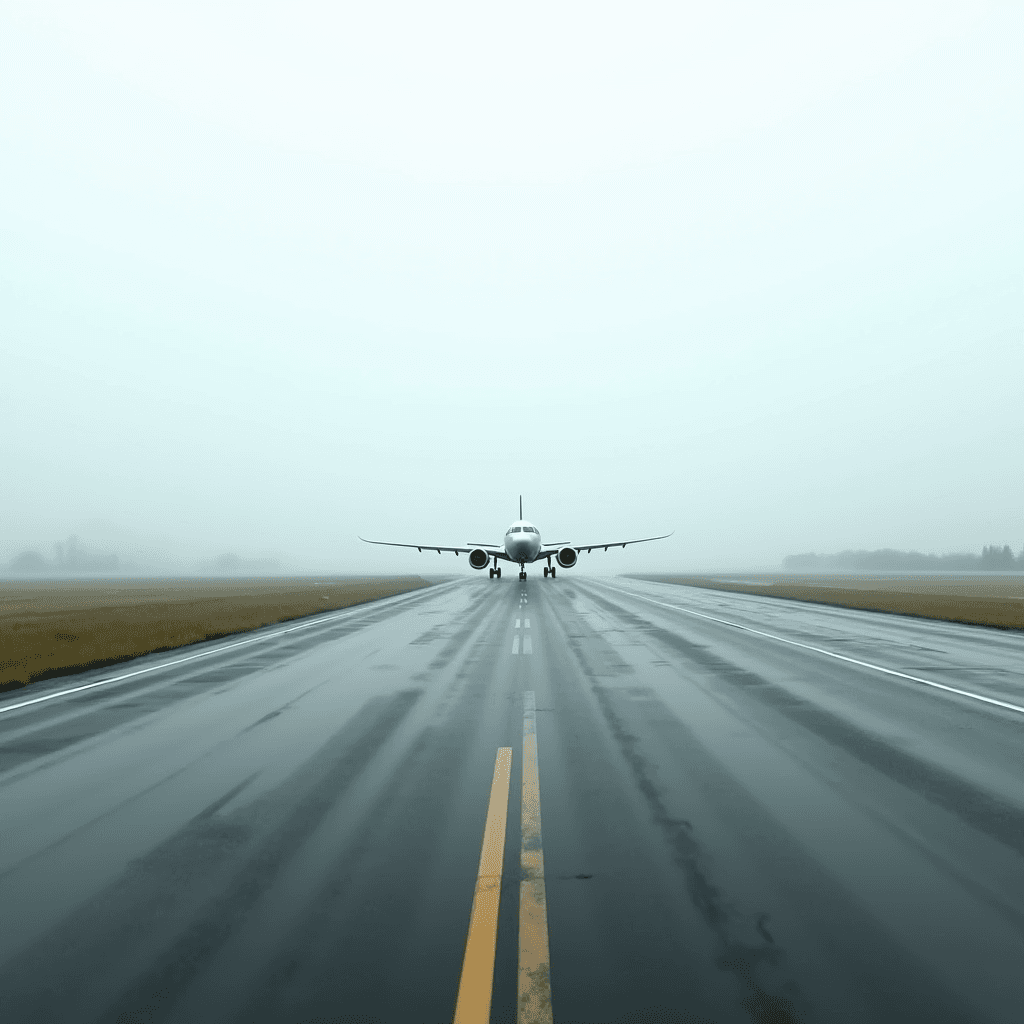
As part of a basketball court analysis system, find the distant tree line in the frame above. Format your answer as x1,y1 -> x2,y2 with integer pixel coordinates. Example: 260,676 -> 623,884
783,546 -> 1024,572
3,537 -> 282,576
5,535 -> 120,574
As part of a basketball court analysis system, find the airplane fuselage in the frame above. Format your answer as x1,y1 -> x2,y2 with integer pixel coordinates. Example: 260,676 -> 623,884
360,497 -> 670,582
504,519 -> 542,564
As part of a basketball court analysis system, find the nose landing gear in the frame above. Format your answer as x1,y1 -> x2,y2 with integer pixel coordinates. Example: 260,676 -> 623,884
519,561 -> 527,581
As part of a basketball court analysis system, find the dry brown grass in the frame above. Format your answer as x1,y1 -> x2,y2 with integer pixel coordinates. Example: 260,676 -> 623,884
0,576 -> 429,692
631,573 -> 1024,630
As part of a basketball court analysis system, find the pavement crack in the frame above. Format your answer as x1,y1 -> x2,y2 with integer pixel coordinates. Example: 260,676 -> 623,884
592,684 -> 803,1024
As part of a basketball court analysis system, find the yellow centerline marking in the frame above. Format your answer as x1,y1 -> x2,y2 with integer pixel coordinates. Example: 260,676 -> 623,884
454,747 -> 513,1024
519,692 -> 554,1023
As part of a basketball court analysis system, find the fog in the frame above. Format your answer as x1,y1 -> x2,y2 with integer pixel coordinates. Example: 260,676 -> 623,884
2,1 -> 1022,575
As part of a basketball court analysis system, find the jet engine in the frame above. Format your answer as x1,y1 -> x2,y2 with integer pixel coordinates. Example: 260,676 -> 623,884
468,548 -> 490,570
556,547 -> 578,568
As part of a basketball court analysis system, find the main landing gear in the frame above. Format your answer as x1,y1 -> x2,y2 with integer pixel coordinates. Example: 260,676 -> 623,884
543,566 -> 556,578
490,557 -> 502,579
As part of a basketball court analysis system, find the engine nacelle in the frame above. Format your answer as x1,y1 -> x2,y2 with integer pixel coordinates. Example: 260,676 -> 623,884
556,546 -> 578,569
468,548 -> 490,570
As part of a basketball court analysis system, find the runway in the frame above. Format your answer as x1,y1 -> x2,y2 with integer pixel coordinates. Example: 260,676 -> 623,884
1,575 -> 1023,1023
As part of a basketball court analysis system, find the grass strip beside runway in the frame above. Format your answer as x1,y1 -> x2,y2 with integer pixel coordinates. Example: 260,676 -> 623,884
0,576 -> 429,691
631,573 -> 1024,630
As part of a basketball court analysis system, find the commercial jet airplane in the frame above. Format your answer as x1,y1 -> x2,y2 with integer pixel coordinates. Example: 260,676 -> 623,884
361,498 -> 671,580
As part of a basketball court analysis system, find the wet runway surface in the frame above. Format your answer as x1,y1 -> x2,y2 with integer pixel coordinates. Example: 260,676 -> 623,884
2,576 -> 1024,1023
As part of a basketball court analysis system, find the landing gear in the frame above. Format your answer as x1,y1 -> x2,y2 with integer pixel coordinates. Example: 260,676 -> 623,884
490,567 -> 502,579
544,556 -> 555,579
519,571 -> 527,581
519,561 -> 527,581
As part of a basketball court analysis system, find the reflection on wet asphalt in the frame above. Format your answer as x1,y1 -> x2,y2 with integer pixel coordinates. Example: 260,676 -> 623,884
1,576 -> 1023,1023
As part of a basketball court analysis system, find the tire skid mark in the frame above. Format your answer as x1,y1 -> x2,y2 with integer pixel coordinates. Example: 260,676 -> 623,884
545,585 -> 980,1023
427,584 -> 509,673
229,634 -> 511,1022
238,678 -> 336,735
586,587 -> 1024,862
0,689 -> 423,1024
645,622 -> 1024,861
0,622 -> 359,774
0,582 -> 452,761
433,585 -> 518,710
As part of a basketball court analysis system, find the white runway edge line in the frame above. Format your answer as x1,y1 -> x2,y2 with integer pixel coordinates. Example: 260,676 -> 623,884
0,581 -> 459,718
593,581 -> 1024,718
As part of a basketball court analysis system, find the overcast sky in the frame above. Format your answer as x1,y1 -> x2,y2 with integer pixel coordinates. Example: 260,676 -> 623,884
2,0 -> 1022,574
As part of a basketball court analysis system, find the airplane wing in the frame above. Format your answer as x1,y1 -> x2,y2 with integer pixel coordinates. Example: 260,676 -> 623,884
537,532 -> 673,558
359,537 -> 512,560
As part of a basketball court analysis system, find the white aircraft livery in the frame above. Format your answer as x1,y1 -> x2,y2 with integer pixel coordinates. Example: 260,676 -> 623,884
361,497 -> 671,580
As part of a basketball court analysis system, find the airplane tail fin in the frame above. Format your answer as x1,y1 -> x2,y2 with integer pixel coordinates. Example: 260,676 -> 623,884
520,495 -> 523,520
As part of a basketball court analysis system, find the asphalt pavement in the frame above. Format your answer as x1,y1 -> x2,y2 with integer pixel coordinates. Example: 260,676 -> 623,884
2,575 -> 1023,1023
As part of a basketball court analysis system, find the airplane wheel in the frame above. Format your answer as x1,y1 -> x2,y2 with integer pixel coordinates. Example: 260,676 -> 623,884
496,568 -> 501,578
489,568 -> 494,578
551,568 -> 556,578
519,572 -> 527,581
543,567 -> 549,577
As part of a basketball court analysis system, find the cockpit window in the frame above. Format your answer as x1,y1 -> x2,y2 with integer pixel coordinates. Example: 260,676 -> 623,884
513,526 -> 522,533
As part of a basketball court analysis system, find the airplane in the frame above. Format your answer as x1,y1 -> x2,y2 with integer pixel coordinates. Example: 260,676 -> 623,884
360,497 -> 671,581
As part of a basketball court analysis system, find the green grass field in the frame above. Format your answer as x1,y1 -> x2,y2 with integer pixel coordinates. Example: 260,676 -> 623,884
0,576 -> 429,692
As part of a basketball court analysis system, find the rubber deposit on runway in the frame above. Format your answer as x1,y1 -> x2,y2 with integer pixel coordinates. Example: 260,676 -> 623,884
634,573 -> 1024,630
0,576 -> 428,691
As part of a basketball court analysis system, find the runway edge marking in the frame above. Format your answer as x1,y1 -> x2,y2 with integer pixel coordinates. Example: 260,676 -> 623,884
594,581 -> 1024,717
453,747 -> 513,1024
0,580 -> 461,718
519,691 -> 554,1024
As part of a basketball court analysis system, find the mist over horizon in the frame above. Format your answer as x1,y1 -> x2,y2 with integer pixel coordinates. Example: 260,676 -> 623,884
4,524 -> 1024,579
3,2 -> 1021,575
